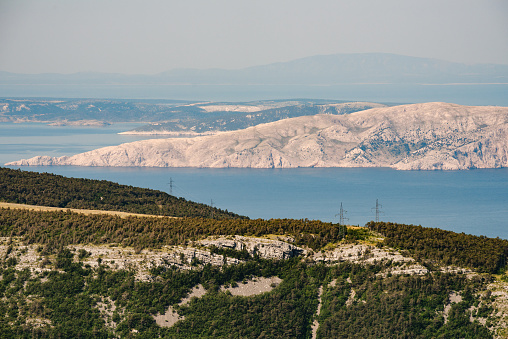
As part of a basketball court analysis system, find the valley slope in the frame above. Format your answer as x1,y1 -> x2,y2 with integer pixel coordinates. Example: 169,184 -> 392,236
7,102 -> 508,170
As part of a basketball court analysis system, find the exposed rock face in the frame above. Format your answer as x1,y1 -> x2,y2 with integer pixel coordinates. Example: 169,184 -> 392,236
151,247 -> 243,269
7,102 -> 508,170
199,236 -> 305,260
311,244 -> 411,264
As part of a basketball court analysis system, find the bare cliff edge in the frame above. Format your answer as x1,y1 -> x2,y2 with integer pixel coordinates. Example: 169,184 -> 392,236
6,102 -> 508,170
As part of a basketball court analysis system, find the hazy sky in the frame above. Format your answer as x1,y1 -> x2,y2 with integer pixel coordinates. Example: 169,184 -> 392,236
1,0 -> 507,74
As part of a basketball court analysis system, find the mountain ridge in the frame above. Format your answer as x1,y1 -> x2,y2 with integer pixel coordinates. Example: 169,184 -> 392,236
7,102 -> 508,170
2,53 -> 508,85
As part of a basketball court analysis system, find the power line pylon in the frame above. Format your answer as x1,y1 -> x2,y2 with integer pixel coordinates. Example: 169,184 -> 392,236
335,202 -> 348,226
335,202 -> 348,238
371,199 -> 383,231
168,177 -> 174,195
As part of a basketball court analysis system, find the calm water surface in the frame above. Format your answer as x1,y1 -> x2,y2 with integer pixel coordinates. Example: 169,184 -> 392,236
1,122 -> 507,239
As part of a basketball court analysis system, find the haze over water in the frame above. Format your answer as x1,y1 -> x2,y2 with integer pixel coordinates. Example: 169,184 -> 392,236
2,84 -> 507,106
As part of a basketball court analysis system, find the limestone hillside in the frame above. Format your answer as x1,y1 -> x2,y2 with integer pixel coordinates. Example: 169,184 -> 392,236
7,102 -> 508,170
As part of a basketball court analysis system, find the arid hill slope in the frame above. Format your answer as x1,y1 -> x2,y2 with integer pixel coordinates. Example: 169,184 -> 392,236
7,102 -> 508,170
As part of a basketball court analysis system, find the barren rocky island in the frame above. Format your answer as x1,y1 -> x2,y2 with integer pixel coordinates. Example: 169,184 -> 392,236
7,102 -> 508,170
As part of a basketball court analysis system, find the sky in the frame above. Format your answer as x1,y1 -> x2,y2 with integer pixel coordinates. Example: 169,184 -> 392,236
1,0 -> 507,74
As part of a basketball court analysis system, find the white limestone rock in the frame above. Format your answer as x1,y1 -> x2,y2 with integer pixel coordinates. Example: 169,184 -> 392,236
198,235 -> 305,260
7,102 -> 508,170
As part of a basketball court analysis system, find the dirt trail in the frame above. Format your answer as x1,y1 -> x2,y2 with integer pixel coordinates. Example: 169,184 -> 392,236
0,202 -> 172,219
311,285 -> 324,339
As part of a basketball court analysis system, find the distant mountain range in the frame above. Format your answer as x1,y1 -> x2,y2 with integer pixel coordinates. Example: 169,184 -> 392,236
2,53 -> 508,86
8,102 -> 508,170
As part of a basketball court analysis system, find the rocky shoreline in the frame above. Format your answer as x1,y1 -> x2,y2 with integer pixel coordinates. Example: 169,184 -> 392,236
7,102 -> 508,170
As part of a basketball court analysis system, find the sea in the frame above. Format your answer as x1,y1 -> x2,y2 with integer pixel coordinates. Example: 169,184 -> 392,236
1,121 -> 507,240
2,83 -> 508,106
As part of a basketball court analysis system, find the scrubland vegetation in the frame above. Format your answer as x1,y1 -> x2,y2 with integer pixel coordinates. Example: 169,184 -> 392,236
0,167 -> 507,338
368,221 -> 508,274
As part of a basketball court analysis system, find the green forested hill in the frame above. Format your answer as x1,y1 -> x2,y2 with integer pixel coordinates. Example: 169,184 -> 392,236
0,169 -> 506,338
0,167 -> 244,219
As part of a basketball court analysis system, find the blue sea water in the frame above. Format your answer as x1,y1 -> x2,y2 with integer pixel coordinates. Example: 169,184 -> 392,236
1,122 -> 508,239
0,122 -> 167,163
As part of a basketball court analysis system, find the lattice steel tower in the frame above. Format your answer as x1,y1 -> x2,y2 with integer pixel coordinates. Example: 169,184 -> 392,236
372,199 -> 383,222
336,202 -> 349,226
168,177 -> 174,195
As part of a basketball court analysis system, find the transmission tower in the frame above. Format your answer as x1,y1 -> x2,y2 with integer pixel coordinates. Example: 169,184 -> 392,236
335,202 -> 349,226
168,177 -> 174,195
335,202 -> 348,239
372,199 -> 383,223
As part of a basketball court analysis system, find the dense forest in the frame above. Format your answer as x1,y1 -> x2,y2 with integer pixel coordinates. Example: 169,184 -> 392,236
0,167 -> 244,219
368,221 -> 508,274
0,208 -> 347,252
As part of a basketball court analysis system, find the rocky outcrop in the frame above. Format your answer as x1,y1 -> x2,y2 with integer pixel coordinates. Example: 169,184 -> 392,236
198,235 -> 305,260
6,102 -> 508,170
311,244 -> 412,264
151,247 -> 243,269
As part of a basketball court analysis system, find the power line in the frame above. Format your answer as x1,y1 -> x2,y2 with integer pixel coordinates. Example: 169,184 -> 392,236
335,202 -> 348,226
167,177 -> 174,195
167,180 -> 202,203
167,178 -> 217,216
372,199 -> 383,223
335,202 -> 348,238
